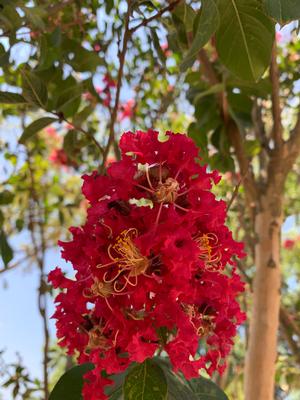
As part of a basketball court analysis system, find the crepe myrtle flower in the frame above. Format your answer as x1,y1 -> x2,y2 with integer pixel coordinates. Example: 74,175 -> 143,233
49,130 -> 245,400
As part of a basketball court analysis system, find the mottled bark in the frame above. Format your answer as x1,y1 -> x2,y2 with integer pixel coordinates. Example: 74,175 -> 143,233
245,194 -> 282,400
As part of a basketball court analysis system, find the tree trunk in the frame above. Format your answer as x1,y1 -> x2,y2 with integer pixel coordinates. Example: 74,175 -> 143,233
244,194 -> 282,400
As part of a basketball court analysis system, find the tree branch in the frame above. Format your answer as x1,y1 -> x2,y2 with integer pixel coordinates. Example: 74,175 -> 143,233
0,254 -> 33,275
270,43 -> 283,149
26,150 -> 50,400
280,306 -> 300,338
280,306 -> 300,365
130,0 -> 181,34
101,0 -> 181,170
284,109 -> 300,175
101,0 -> 133,170
53,112 -> 104,156
198,49 -> 258,203
236,259 -> 300,357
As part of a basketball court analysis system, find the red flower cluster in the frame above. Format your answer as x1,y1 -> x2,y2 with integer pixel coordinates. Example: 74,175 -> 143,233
82,74 -> 116,108
49,130 -> 245,400
283,238 -> 295,249
118,99 -> 135,121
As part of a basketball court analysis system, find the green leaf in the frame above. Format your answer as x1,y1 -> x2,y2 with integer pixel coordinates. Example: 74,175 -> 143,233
56,85 -> 82,118
180,0 -> 219,71
216,0 -> 274,81
0,91 -> 27,104
172,3 -> 196,32
0,190 -> 14,205
0,44 -> 9,67
188,122 -> 208,151
228,92 -> 253,125
264,0 -> 300,24
187,376 -> 229,400
63,130 -> 80,161
105,370 -> 128,399
0,230 -> 13,266
22,6 -> 46,30
22,70 -> 48,108
157,360 -> 197,400
38,35 -> 59,71
150,28 -> 166,64
73,105 -> 94,126
155,358 -> 228,400
105,0 -> 114,13
210,153 -> 235,172
0,4 -> 22,31
19,117 -> 58,144
16,219 -> 24,232
123,359 -> 167,400
49,364 -> 94,400
245,139 -> 261,157
227,77 -> 272,98
63,40 -> 101,72
194,83 -> 224,103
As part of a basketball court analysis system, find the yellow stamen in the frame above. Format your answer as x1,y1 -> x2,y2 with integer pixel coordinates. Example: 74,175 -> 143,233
85,325 -> 110,353
195,233 -> 221,269
182,303 -> 215,337
83,278 -> 114,299
97,228 -> 149,292
155,177 -> 180,203
126,309 -> 146,320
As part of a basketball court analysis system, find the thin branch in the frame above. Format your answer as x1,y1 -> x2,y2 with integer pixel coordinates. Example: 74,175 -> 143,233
226,120 -> 258,202
199,48 -> 258,203
130,0 -> 181,34
101,0 -> 133,170
26,150 -> 50,400
284,108 -> 300,175
227,172 -> 246,211
53,112 -> 104,156
101,0 -> 181,170
270,42 -> 283,149
0,254 -> 33,275
252,101 -> 269,183
199,49 -> 219,86
280,306 -> 300,338
280,306 -> 300,365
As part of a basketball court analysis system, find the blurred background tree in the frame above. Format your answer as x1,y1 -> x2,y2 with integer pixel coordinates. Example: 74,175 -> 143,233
1,1 -> 300,400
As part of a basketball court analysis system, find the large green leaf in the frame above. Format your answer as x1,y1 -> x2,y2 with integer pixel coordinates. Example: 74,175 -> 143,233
19,117 -> 58,144
123,359 -> 167,400
264,0 -> 300,24
155,358 -> 228,400
49,364 -> 94,400
0,230 -> 13,267
172,3 -> 196,33
194,83 -> 224,103
187,377 -> 229,400
0,190 -> 14,205
22,70 -> 48,108
0,91 -> 27,104
56,85 -> 82,118
180,0 -> 219,71
216,0 -> 274,81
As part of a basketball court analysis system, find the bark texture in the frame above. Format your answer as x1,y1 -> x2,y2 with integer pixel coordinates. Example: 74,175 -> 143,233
245,194 -> 282,400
